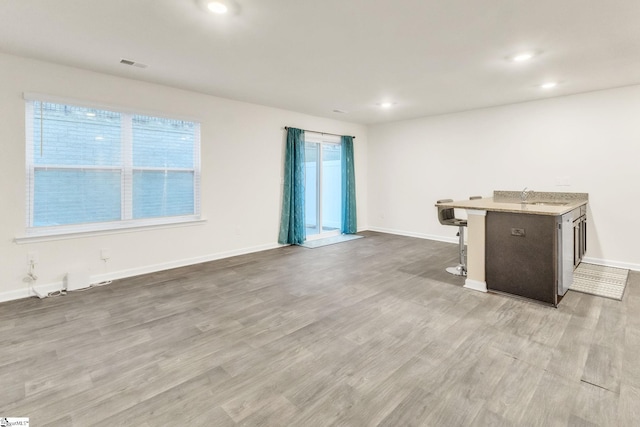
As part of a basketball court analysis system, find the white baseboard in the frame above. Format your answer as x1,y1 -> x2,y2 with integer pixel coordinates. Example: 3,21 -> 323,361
464,279 -> 488,292
3,237 -> 635,305
1,242 -> 283,304
582,257 -> 640,272
366,226 -> 458,244
366,227 -> 640,272
0,288 -> 29,303
0,281 -> 65,303
90,242 -> 282,284
0,287 -> 33,303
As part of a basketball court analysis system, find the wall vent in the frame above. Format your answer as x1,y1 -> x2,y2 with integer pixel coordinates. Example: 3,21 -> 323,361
120,58 -> 148,69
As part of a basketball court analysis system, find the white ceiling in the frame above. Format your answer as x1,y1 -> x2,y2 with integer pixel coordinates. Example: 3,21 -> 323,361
1,0 -> 639,124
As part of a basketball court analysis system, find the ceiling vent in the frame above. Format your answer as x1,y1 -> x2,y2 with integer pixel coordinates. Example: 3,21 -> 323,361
120,59 -> 148,69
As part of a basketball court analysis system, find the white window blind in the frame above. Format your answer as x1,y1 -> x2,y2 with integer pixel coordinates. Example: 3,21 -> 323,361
25,97 -> 201,237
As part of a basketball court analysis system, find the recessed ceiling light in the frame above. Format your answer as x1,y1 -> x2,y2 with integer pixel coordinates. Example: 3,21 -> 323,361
379,102 -> 393,109
207,1 -> 228,13
512,52 -> 534,62
508,50 -> 540,63
540,82 -> 558,89
197,0 -> 238,16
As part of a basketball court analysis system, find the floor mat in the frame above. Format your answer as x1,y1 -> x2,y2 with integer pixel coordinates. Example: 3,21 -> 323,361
570,263 -> 629,300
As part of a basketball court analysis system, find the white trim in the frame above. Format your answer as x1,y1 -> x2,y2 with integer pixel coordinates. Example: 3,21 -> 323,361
0,282 -> 65,303
4,235 -> 635,305
25,101 -> 35,228
23,92 -> 202,123
34,165 -> 123,171
89,242 -> 282,284
466,209 -> 487,217
582,256 -> 640,272
464,279 -> 488,292
367,228 -> 640,272
193,124 -> 202,216
15,217 -> 207,244
121,114 -> 133,220
23,98 -> 202,237
304,131 -> 341,144
367,226 -> 458,244
1,287 -> 31,303
303,135 -> 343,239
1,242 -> 283,304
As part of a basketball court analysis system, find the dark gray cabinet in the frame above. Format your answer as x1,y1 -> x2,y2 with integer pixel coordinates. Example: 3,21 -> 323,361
485,211 -> 558,306
486,205 -> 587,306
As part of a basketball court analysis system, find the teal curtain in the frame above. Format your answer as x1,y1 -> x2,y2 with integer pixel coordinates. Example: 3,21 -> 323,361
278,128 -> 306,244
341,135 -> 357,234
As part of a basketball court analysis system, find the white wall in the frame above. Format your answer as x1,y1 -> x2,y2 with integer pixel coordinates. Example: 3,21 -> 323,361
368,85 -> 640,271
0,52 -> 368,302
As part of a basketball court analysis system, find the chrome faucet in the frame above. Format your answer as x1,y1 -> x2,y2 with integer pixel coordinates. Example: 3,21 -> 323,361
521,187 -> 531,203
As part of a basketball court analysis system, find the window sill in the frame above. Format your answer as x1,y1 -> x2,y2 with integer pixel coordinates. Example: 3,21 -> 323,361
14,217 -> 207,244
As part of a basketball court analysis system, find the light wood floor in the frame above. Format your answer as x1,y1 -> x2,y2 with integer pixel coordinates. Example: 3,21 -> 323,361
1,231 -> 639,426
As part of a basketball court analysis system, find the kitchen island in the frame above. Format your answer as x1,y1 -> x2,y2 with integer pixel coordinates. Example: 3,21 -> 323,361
437,191 -> 588,306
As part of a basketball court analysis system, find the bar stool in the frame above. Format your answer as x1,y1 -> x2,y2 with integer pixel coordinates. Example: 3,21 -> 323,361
436,199 -> 467,276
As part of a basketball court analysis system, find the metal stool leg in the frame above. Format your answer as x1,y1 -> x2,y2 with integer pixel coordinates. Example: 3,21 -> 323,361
446,225 -> 467,276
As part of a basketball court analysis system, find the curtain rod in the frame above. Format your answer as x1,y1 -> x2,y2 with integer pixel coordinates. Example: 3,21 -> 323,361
284,126 -> 355,139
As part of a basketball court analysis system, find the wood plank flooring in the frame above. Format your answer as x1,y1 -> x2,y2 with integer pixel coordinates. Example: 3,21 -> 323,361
1,231 -> 639,426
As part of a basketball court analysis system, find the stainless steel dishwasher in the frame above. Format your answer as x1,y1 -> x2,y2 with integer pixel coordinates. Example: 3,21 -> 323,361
557,210 -> 576,296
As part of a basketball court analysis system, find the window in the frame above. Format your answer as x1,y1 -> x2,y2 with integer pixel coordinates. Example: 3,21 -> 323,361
25,97 -> 201,236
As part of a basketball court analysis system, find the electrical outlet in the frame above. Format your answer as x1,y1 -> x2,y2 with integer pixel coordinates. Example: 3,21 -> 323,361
27,252 -> 39,265
100,248 -> 111,261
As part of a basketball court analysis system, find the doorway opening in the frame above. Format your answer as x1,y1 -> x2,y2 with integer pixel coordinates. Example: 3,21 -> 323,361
304,133 -> 341,241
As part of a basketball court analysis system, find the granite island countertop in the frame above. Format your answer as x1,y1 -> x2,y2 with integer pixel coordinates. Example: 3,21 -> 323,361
437,191 -> 588,216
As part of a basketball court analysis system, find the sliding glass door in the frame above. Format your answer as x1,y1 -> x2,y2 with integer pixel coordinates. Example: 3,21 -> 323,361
304,134 -> 341,240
